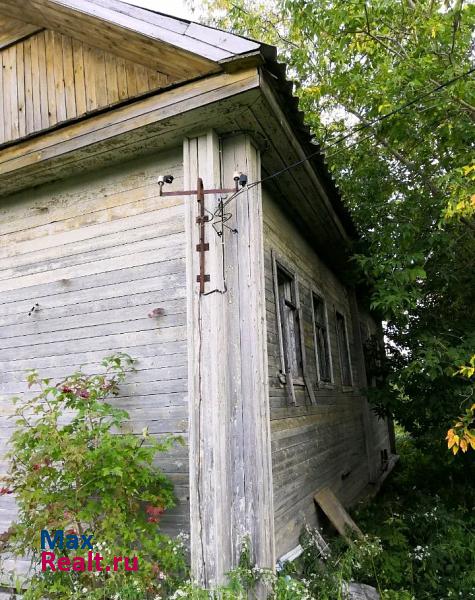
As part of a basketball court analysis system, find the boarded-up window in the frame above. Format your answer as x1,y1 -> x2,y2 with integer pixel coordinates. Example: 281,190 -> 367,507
336,311 -> 352,386
312,294 -> 332,382
276,265 -> 303,379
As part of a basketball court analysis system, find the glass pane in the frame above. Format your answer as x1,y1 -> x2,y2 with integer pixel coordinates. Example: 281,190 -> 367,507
313,295 -> 331,382
277,265 -> 303,379
336,312 -> 352,386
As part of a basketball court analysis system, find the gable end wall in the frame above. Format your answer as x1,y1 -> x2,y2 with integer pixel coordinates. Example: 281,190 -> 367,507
0,148 -> 188,578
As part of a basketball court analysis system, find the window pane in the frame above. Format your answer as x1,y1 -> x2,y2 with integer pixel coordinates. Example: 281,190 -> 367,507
277,266 -> 303,379
313,294 -> 331,382
336,312 -> 352,386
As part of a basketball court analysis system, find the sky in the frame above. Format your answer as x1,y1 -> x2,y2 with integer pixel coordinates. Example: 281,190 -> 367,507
123,0 -> 198,20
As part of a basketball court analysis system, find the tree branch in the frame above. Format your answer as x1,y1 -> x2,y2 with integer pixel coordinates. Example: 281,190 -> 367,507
345,107 -> 443,198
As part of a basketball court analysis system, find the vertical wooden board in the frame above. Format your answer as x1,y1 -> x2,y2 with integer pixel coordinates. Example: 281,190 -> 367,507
23,38 -> 34,135
16,42 -> 25,138
116,57 -> 128,101
2,47 -> 13,141
148,70 -> 167,90
134,63 -> 150,95
44,30 -> 57,126
125,60 -> 138,97
92,47 -> 107,108
52,32 -> 66,123
104,53 -> 119,106
83,44 -> 97,112
72,39 -> 86,116
8,46 -> 19,140
0,53 -> 4,144
61,34 -> 76,120
33,32 -> 49,131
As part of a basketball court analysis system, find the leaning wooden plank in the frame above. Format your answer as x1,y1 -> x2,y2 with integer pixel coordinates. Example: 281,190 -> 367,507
314,487 -> 363,540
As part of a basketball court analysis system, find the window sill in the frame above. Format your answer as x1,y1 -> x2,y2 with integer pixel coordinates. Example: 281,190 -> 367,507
277,372 -> 305,387
317,381 -> 335,390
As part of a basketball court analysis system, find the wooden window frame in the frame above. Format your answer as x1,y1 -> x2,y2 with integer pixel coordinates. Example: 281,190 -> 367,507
335,308 -> 354,390
311,289 -> 334,388
271,250 -> 316,405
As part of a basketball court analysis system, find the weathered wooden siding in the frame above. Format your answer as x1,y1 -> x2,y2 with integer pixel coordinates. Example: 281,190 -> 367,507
263,190 -> 392,557
0,148 -> 189,561
0,29 -> 169,146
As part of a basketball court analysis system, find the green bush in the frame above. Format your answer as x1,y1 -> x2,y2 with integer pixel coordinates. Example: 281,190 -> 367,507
169,431 -> 475,599
0,353 -> 187,599
351,431 -> 475,599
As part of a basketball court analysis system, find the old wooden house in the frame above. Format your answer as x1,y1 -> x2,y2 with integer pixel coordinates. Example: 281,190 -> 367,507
0,0 -> 395,589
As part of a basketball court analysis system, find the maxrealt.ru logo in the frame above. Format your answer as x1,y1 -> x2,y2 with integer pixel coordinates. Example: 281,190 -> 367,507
40,530 -> 138,572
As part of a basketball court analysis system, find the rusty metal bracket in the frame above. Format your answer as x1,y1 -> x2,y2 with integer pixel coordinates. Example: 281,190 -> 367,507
157,177 -> 238,293
196,178 -> 209,294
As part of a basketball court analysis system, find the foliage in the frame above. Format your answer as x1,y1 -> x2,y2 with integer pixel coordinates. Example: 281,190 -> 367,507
0,353 -> 187,599
446,355 -> 475,453
168,431 -> 475,599
198,0 -> 475,442
351,430 -> 475,599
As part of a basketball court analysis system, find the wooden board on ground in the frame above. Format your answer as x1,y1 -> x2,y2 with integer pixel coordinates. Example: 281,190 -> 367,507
314,487 -> 363,540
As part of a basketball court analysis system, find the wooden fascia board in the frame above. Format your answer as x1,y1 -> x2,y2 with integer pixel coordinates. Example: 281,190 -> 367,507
0,68 -> 260,179
47,0 -> 235,61
258,71 -> 351,245
89,2 -> 262,56
0,0 -> 219,79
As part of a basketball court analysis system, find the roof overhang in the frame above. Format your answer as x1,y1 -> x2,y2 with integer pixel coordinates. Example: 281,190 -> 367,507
0,0 -> 355,261
0,0 -> 274,80
0,65 -> 354,268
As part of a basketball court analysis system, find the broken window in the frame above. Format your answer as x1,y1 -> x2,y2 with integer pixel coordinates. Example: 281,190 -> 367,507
312,293 -> 332,383
276,265 -> 303,380
336,311 -> 352,387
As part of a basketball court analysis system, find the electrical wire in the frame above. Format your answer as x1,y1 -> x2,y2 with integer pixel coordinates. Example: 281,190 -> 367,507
220,67 -> 475,208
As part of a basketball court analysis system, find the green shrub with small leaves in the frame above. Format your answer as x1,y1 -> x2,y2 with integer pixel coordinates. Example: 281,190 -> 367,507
0,353 -> 187,599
